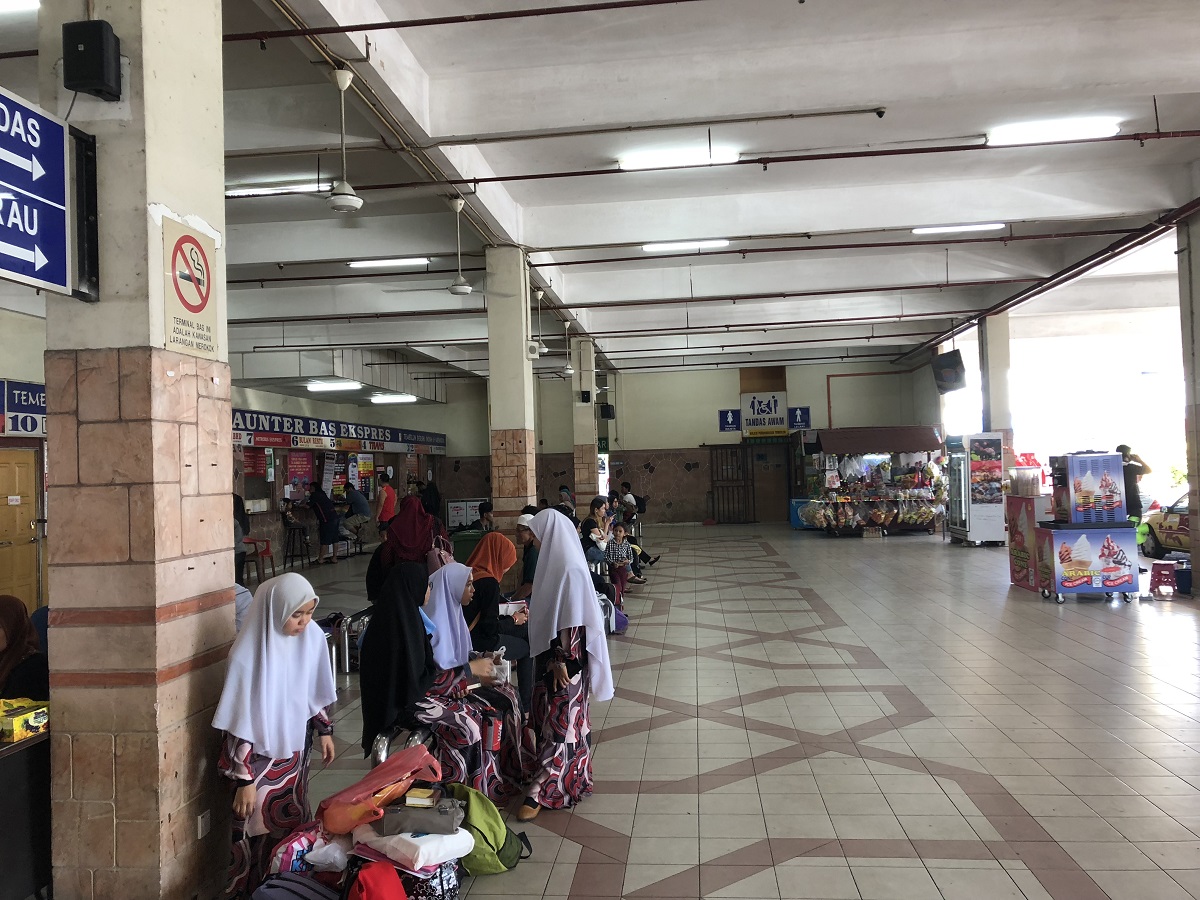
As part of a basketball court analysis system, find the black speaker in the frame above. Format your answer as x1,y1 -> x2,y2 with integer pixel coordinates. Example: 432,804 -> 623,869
63,20 -> 122,102
581,390 -> 591,404
599,404 -> 616,420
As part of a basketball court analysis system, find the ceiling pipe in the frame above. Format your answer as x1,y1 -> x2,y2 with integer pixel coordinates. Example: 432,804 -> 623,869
594,330 -> 944,355
423,106 -> 886,149
335,129 -> 1200,192
529,228 -> 1134,268
230,307 -> 487,326
225,0 -> 718,43
0,49 -> 36,61
556,277 -> 1039,312
895,193 -> 1200,363
228,265 -> 484,286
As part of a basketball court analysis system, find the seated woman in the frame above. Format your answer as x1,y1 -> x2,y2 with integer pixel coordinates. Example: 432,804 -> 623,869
0,595 -> 49,701
365,495 -> 435,602
519,509 -> 614,821
358,562 -> 528,803
464,533 -> 534,714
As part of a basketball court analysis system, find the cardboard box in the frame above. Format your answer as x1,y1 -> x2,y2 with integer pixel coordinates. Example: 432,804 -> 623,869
0,699 -> 49,743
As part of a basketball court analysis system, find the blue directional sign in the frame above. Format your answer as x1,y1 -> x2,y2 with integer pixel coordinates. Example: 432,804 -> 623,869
718,409 -> 741,432
0,84 -> 71,295
787,406 -> 811,430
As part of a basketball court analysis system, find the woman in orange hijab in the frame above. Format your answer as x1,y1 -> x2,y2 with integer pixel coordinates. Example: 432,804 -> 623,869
0,596 -> 48,700
464,533 -> 533,713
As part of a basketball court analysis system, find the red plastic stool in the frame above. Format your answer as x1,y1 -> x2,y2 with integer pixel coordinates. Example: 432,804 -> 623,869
1149,562 -> 1177,595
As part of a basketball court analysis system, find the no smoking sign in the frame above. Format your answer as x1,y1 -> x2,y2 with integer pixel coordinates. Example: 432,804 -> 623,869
172,235 -> 211,313
162,217 -> 220,360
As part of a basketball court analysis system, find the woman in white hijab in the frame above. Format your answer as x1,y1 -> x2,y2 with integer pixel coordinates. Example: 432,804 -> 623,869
213,573 -> 337,897
518,508 -> 614,821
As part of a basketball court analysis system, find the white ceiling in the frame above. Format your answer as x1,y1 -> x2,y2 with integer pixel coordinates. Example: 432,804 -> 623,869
2,0 -> 1199,388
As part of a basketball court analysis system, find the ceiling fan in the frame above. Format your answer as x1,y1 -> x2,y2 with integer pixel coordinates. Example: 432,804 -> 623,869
328,69 -> 364,214
447,197 -> 472,295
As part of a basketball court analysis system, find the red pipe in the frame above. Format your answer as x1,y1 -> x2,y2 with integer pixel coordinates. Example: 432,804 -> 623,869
559,277 -> 1039,312
223,0 -> 716,42
228,265 -> 483,286
530,228 -> 1132,268
343,130 -> 1200,191
895,193 -> 1200,362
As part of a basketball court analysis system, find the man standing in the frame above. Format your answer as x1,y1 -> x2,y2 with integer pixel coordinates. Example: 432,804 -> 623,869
375,471 -> 397,534
1117,444 -> 1151,521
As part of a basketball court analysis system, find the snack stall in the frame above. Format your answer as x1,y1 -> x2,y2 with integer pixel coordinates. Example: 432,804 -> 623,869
1037,452 -> 1138,603
796,427 -> 946,537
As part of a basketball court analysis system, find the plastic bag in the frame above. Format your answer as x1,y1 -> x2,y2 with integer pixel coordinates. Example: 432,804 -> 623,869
318,746 -> 441,834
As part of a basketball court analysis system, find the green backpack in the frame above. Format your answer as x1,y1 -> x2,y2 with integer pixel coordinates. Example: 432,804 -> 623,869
446,783 -> 533,875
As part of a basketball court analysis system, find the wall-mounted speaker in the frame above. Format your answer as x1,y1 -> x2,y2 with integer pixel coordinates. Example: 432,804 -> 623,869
599,403 -> 616,420
581,390 -> 591,403
63,20 -> 122,102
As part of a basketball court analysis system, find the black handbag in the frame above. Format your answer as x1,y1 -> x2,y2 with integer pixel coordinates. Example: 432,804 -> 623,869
381,798 -> 466,836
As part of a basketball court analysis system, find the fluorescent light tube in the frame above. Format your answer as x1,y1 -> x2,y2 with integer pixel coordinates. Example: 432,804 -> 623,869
618,147 -> 739,170
912,223 -> 1005,235
370,393 -> 419,404
643,239 -> 730,253
987,117 -> 1121,146
347,257 -> 431,269
225,182 -> 330,198
306,379 -> 362,392
0,1 -> 40,12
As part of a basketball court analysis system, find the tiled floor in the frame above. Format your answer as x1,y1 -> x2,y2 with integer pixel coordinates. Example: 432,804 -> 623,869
297,525 -> 1200,899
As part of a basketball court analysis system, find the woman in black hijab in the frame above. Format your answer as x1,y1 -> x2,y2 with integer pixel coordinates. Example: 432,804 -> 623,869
307,483 -> 341,565
357,563 -> 528,802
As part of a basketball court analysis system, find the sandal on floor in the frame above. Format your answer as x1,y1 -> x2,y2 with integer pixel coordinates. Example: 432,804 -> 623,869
516,799 -> 540,822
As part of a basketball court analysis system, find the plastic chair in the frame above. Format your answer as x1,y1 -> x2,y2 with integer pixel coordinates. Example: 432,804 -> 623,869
243,537 -> 276,584
1149,562 -> 1177,595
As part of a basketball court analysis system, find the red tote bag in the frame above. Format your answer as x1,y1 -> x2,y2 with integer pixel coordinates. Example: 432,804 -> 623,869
317,746 -> 441,835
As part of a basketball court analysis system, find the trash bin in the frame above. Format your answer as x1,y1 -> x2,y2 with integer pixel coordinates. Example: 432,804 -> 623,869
451,530 -> 485,563
1177,565 -> 1192,595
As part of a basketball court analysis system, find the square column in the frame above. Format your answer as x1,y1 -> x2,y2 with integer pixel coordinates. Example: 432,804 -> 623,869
38,2 -> 229,897
571,339 -> 600,496
485,247 -> 536,530
1180,215 -> 1200,528
979,313 -> 1013,433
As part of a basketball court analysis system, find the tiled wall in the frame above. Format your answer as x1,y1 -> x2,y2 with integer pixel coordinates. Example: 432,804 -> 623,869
610,448 -> 713,523
45,347 -> 234,898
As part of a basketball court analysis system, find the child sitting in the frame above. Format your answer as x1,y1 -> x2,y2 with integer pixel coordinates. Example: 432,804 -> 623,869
604,522 -> 635,609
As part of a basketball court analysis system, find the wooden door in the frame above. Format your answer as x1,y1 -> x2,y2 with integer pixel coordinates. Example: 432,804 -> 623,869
0,449 -> 41,612
752,444 -> 790,522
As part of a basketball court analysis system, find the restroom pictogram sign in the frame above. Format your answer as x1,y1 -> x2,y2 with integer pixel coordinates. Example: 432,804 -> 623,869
162,217 -> 220,360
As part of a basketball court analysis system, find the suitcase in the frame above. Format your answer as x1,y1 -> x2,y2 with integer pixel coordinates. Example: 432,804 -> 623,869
252,872 -> 341,900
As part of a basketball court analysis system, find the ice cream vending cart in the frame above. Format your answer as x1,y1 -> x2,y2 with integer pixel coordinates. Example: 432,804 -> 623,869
1037,521 -> 1138,603
1049,452 -> 1127,524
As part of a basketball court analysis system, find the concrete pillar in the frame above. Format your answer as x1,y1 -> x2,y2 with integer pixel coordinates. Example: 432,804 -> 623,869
1179,215 -> 1200,530
979,313 -> 1013,433
38,3 -> 230,898
485,246 -> 536,530
571,339 -> 600,496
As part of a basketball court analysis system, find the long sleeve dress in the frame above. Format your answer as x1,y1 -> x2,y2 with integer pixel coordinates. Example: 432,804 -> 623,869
527,626 -> 593,809
218,710 -> 333,897
411,664 -> 531,803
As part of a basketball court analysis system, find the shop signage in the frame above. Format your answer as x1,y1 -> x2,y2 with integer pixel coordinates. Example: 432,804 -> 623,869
446,498 -> 487,529
597,437 -> 609,453
286,451 -> 313,498
718,409 -> 741,433
787,406 -> 811,430
0,85 -> 71,296
243,447 -> 267,478
231,408 -> 447,455
740,392 -> 788,438
0,378 -> 47,437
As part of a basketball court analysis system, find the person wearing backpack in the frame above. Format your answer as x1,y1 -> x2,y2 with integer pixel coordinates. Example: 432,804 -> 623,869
517,509 -> 615,821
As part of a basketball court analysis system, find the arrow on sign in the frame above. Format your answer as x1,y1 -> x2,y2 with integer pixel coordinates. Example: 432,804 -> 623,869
0,239 -> 48,270
0,147 -> 45,181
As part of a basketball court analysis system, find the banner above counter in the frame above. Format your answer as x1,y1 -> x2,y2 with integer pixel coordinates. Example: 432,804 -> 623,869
232,408 -> 447,455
